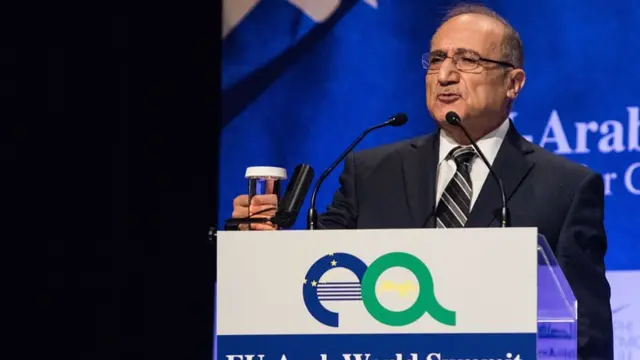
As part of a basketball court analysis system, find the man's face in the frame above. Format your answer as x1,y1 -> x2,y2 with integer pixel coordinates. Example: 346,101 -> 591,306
425,14 -> 520,134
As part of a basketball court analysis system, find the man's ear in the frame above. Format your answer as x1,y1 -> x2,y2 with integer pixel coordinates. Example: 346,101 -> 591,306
506,68 -> 526,100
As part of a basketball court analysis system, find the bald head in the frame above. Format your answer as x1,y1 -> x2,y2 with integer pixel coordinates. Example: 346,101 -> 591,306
438,4 -> 523,68
431,13 -> 507,64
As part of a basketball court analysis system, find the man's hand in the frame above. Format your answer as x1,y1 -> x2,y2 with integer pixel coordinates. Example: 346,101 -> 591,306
232,194 -> 278,230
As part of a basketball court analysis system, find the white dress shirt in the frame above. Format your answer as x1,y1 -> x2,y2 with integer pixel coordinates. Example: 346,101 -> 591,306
435,118 -> 510,210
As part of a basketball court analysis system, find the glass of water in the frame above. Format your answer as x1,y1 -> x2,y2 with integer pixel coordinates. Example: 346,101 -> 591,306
245,166 -> 287,220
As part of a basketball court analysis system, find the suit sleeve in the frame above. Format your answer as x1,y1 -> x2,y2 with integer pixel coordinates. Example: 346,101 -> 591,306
557,172 -> 613,360
317,152 -> 358,229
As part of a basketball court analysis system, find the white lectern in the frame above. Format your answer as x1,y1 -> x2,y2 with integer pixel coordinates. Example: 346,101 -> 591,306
215,227 -> 577,360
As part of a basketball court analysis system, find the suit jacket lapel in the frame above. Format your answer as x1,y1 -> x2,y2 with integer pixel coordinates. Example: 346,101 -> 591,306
465,122 -> 535,227
402,133 -> 439,228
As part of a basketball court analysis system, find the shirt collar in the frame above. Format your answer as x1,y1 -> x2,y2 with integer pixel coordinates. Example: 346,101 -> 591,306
438,118 -> 510,165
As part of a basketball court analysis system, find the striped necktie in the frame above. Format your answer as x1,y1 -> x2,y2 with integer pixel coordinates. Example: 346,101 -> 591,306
436,146 -> 477,228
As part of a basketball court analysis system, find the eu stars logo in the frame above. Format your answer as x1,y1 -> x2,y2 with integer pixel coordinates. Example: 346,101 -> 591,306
302,252 -> 456,327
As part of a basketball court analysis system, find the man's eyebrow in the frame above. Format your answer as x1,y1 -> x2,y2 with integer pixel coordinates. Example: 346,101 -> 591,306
454,47 -> 481,56
429,47 -> 482,56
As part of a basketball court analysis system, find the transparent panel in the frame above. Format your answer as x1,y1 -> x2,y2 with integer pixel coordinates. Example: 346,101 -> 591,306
537,234 -> 578,359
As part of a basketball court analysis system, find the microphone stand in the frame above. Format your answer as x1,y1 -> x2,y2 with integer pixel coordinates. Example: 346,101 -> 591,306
446,111 -> 510,227
307,113 -> 407,229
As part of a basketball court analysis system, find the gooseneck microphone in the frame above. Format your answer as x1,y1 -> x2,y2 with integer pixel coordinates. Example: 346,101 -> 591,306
306,113 -> 408,230
445,111 -> 510,227
271,164 -> 315,229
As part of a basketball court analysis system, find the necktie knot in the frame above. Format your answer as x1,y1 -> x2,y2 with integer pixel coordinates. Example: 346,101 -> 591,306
450,146 -> 476,169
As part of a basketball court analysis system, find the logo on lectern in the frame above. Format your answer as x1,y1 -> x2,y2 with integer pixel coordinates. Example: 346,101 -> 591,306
302,252 -> 456,327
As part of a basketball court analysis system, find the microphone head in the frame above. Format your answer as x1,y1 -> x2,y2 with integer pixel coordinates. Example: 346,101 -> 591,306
272,164 -> 315,229
388,113 -> 408,127
445,111 -> 461,126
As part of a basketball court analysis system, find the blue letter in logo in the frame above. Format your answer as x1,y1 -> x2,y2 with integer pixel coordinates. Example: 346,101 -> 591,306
302,253 -> 367,327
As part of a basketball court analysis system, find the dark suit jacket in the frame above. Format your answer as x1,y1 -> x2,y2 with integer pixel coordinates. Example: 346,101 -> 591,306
317,122 -> 613,360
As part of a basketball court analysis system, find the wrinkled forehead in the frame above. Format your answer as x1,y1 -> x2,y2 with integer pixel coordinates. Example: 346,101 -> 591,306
430,14 -> 505,57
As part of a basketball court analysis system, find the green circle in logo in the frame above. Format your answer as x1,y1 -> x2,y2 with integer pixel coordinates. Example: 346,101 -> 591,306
360,252 -> 456,327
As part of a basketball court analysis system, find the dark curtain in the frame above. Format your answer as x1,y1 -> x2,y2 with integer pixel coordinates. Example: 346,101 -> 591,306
6,3 -> 220,359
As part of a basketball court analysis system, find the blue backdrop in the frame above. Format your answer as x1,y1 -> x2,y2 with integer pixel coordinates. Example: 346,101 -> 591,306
221,0 -> 639,268
220,1 -> 640,357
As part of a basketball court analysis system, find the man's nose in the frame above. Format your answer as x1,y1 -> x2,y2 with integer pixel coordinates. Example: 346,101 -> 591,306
437,58 -> 460,85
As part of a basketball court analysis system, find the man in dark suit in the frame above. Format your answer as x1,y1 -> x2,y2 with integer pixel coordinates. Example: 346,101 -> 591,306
231,4 -> 613,359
